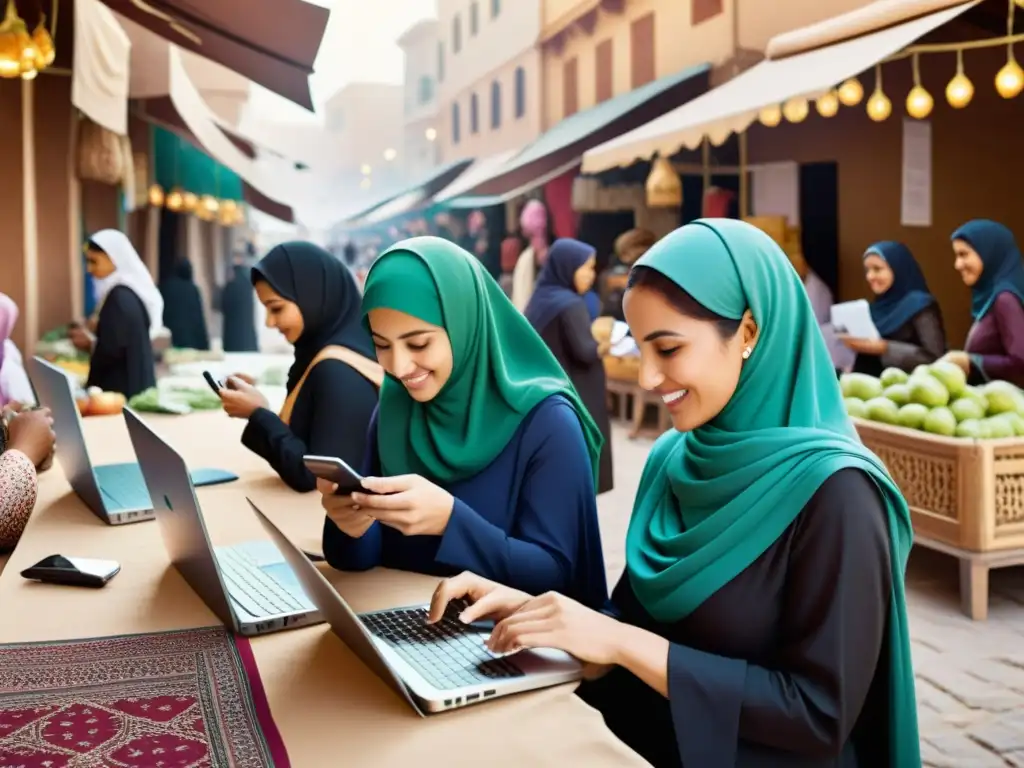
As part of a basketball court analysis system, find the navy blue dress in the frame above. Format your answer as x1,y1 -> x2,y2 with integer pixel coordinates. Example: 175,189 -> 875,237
322,394 -> 609,608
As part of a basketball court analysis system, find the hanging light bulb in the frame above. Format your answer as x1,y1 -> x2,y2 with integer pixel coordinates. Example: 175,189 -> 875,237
905,55 -> 933,119
782,97 -> 809,123
815,90 -> 840,118
147,185 -> 164,207
199,194 -> 220,218
837,78 -> 864,106
906,86 -> 933,119
996,49 -> 1024,99
182,191 -> 198,212
758,104 -> 782,127
218,200 -> 238,227
165,187 -> 185,212
945,49 -> 974,108
1016,0 -> 1024,9
866,64 -> 891,122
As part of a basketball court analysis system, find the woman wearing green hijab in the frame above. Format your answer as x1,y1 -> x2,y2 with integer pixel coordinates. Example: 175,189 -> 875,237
428,220 -> 919,767
318,236 -> 609,609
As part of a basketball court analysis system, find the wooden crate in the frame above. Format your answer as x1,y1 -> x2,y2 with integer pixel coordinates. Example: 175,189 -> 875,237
854,419 -> 1024,552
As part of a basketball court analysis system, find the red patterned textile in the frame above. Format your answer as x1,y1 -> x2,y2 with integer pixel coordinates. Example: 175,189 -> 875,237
0,627 -> 288,767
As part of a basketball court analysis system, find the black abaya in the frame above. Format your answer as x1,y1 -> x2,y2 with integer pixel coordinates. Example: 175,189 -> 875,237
86,285 -> 156,399
159,259 -> 210,351
220,264 -> 259,352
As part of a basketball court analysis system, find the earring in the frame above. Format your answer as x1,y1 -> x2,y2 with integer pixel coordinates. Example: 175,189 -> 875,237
742,347 -> 752,360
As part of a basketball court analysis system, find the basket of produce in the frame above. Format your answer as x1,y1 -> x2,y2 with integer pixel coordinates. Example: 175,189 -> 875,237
843,362 -> 1024,552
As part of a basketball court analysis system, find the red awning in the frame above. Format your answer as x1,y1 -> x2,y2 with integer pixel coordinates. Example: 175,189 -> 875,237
98,0 -> 329,110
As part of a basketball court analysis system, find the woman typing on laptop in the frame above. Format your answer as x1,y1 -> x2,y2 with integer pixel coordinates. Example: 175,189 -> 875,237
428,221 -> 919,767
218,243 -> 381,492
1,407 -> 55,551
318,237 -> 608,608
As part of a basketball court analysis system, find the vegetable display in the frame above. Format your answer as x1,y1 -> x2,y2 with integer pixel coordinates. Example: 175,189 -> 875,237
842,362 -> 1024,439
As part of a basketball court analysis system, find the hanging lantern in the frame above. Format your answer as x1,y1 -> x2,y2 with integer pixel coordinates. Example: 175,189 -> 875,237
996,53 -> 1024,99
199,194 -> 219,219
0,0 -> 36,79
217,199 -> 238,227
905,85 -> 934,119
1016,0 -> 1024,9
758,104 -> 782,127
165,187 -> 186,212
147,184 -> 165,207
815,90 -> 840,118
866,64 -> 891,122
782,97 -> 809,123
837,78 -> 864,106
182,191 -> 198,212
645,155 -> 682,209
945,50 -> 974,109
31,15 -> 53,70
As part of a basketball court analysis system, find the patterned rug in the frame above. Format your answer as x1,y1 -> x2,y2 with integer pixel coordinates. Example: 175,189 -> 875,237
0,626 -> 288,767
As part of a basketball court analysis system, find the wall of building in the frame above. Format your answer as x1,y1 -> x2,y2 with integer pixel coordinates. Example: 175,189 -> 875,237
745,44 -> 1024,347
541,0 -> 734,127
322,83 -> 405,184
399,20 -> 441,180
0,76 -> 81,353
737,0 -> 877,52
437,0 -> 543,161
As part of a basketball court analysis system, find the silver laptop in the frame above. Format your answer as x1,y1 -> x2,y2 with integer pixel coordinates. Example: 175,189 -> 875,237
248,499 -> 583,715
123,407 -> 320,636
30,356 -> 236,525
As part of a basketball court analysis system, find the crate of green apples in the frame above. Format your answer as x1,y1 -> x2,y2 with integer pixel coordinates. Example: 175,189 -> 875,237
844,362 -> 1024,553
842,362 -> 1024,439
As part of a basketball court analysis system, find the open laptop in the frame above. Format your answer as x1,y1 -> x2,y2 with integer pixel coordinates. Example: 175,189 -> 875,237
248,498 -> 584,715
30,356 -> 237,525
123,407 -> 320,636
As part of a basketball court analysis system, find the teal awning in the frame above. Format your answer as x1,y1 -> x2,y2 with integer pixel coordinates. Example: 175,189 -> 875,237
153,126 -> 244,200
453,62 -> 711,199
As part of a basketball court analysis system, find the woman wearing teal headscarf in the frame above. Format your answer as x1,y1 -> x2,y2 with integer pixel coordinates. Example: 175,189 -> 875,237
318,236 -> 608,609
942,219 -> 1024,387
428,220 -> 918,767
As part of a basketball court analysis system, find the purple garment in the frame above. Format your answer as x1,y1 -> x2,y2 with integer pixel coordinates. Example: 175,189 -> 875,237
965,291 -> 1024,387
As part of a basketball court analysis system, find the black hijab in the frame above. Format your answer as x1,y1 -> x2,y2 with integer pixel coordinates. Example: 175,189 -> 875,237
251,242 -> 374,392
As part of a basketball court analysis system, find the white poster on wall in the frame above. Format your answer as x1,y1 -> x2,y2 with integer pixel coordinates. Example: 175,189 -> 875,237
901,119 -> 932,227
751,162 -> 800,226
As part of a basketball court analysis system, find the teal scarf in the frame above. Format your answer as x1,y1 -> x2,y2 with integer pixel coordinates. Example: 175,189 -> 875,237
361,236 -> 603,487
624,219 -> 919,766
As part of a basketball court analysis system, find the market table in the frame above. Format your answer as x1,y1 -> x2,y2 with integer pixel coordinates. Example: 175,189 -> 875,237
0,411 -> 647,767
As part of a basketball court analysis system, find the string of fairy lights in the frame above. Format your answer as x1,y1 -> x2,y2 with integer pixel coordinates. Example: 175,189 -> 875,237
758,0 -> 1024,128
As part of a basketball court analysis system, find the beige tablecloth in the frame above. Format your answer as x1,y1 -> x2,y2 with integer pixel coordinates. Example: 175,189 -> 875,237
0,412 -> 647,767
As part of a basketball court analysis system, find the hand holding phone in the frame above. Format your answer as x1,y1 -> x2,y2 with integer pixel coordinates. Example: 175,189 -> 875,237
303,455 -> 374,495
21,555 -> 121,588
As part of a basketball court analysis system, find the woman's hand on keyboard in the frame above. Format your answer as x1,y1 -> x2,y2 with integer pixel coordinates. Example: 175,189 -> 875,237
428,572 -> 531,626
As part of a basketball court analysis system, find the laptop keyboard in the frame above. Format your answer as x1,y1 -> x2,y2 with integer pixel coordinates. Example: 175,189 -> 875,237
217,547 -> 308,618
95,463 -> 151,511
362,600 -> 525,691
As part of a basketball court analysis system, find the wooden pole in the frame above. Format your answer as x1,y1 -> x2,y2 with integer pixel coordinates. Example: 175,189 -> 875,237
69,112 -> 83,321
701,136 -> 711,198
22,78 -> 38,356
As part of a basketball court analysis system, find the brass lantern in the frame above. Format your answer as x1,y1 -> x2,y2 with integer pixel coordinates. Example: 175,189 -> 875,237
0,0 -> 37,80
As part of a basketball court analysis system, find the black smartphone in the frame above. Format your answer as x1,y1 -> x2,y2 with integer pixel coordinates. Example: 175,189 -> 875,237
202,370 -> 223,394
303,455 -> 377,495
21,555 -> 121,588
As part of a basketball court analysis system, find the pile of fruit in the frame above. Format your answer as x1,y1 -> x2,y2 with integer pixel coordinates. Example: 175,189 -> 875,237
842,362 -> 1024,439
75,387 -> 126,417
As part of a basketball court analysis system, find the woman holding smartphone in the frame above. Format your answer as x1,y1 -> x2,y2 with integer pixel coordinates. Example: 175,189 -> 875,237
218,243 -> 381,492
318,237 -> 608,608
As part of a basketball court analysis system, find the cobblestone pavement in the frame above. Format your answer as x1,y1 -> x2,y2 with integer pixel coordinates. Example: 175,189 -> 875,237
598,423 -> 1024,768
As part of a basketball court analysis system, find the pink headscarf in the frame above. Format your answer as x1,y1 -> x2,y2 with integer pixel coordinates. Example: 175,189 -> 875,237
0,293 -> 19,407
520,199 -> 550,265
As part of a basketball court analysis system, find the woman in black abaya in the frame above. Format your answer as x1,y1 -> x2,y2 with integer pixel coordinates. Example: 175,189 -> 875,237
159,259 -> 210,350
217,243 -> 382,492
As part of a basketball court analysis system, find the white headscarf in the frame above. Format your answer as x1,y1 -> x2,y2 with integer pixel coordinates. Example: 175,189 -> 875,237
89,229 -> 165,336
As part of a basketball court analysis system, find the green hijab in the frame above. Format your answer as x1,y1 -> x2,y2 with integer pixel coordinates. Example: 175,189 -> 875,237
624,219 -> 919,766
361,236 -> 603,487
